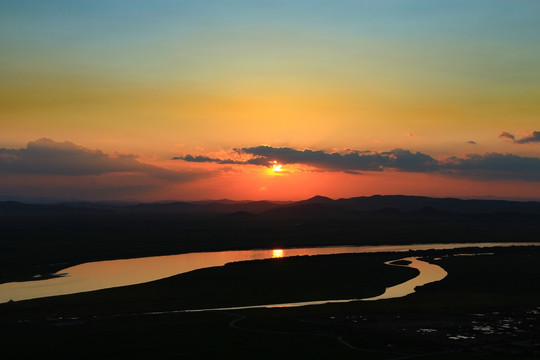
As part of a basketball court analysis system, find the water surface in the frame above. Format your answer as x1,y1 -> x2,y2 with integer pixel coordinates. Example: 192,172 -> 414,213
1,242 -> 538,303
184,256 -> 447,312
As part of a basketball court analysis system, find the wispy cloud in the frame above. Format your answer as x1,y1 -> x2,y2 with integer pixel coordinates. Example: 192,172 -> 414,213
499,131 -> 540,144
498,131 -> 516,141
175,145 -> 540,181
467,140 -> 477,145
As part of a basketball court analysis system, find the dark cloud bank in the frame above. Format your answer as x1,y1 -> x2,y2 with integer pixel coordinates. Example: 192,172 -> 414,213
0,138 -> 201,182
499,131 -> 540,144
175,145 -> 540,181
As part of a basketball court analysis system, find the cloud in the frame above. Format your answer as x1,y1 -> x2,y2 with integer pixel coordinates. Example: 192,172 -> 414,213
498,132 -> 515,141
499,131 -> 540,144
176,146 -> 439,173
175,154 -> 239,165
0,138 -> 202,182
177,146 -> 439,172
467,140 -> 477,145
241,146 -> 440,172
407,132 -> 417,138
176,145 -> 540,181
515,131 -> 540,144
442,153 -> 540,181
0,183 -> 158,202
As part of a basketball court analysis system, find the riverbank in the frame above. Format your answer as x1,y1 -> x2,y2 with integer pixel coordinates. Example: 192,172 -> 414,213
1,246 -> 540,359
8,242 -> 532,303
4,252 -> 418,316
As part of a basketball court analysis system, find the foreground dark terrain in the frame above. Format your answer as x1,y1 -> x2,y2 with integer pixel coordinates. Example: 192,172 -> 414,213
1,247 -> 540,359
1,196 -> 539,359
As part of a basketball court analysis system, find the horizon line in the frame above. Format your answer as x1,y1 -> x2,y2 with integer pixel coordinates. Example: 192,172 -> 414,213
2,193 -> 540,205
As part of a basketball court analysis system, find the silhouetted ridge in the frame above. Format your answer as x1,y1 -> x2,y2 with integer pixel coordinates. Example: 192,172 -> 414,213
1,195 -> 540,216
407,207 -> 453,217
365,207 -> 405,215
335,195 -> 434,212
0,201 -> 33,210
222,211 -> 259,219
296,195 -> 335,205
262,202 -> 355,218
123,200 -> 282,214
0,201 -> 109,214
131,202 -> 196,212
330,195 -> 540,215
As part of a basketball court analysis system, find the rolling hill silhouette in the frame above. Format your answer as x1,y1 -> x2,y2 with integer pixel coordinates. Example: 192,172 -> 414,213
2,195 -> 540,215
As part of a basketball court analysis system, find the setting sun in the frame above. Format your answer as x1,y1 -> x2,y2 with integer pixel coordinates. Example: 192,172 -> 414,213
272,161 -> 283,172
2,1 -> 540,358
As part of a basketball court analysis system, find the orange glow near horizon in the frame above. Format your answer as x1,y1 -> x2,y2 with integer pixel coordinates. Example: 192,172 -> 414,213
149,163 -> 540,203
3,2 -> 540,202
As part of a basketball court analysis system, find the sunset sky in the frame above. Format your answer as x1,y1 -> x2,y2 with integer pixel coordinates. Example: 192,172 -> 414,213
1,1 -> 540,202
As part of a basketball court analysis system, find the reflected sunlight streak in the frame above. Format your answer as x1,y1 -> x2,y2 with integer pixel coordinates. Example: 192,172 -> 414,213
272,249 -> 284,258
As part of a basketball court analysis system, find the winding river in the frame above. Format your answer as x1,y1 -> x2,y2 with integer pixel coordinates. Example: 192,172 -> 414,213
182,257 -> 447,312
1,242 -> 539,304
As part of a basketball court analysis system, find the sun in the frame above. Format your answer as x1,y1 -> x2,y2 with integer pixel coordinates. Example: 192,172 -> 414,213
272,161 -> 283,172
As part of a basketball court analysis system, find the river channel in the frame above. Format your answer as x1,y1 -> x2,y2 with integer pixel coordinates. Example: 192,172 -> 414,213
1,242 -> 539,303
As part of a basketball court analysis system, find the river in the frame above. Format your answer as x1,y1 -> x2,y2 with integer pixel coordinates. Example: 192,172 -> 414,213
1,242 -> 538,304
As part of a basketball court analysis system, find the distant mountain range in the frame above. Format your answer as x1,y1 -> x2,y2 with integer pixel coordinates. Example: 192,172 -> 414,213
2,195 -> 540,216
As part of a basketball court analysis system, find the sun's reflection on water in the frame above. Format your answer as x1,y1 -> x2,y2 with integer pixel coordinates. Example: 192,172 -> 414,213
272,249 -> 284,258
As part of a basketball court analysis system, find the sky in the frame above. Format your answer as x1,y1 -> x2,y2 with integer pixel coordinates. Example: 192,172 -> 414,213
1,0 -> 540,202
